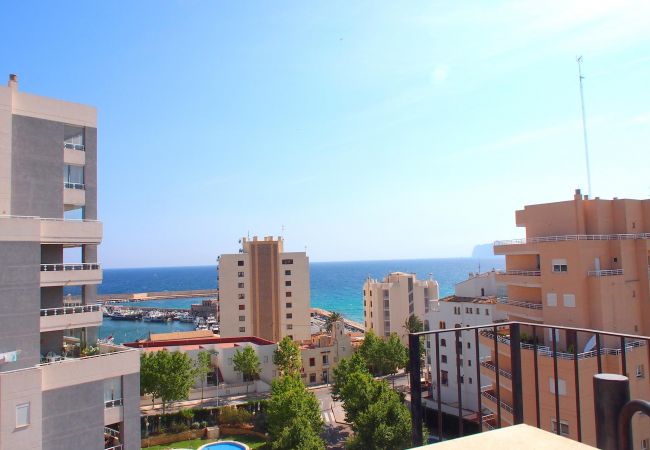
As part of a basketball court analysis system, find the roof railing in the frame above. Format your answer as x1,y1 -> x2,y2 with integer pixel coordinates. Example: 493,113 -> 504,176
40,304 -> 101,316
587,269 -> 624,276
64,181 -> 85,190
494,232 -> 650,246
496,297 -> 543,310
64,142 -> 85,151
40,263 -> 101,272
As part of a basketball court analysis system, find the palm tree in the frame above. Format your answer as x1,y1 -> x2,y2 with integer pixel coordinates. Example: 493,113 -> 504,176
403,314 -> 424,334
325,311 -> 344,333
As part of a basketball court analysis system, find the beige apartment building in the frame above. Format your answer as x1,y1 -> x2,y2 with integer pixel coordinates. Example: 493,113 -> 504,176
480,190 -> 650,447
218,236 -> 311,342
363,272 -> 439,342
300,320 -> 353,386
0,75 -> 139,450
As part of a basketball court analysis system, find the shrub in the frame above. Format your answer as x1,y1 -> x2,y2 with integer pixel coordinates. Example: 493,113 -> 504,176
200,421 -> 208,428
191,422 -> 201,429
218,407 -> 253,426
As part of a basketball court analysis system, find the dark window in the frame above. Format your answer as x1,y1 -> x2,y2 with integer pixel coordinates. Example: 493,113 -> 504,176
238,305 -> 245,310
238,271 -> 244,277
286,313 -> 292,319
309,357 -> 315,367
441,370 -> 449,386
285,270 -> 291,276
239,327 -> 245,333
309,373 -> 316,383
238,282 -> 244,288
322,355 -> 328,364
286,292 -> 292,297
282,259 -> 293,265
238,293 -> 245,299
285,281 -> 291,287
441,339 -> 447,347
237,260 -> 244,266
441,355 -> 447,363
239,316 -> 245,321
286,302 -> 292,308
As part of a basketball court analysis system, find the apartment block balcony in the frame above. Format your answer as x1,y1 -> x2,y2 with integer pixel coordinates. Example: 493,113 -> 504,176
40,304 -> 102,332
587,269 -> 624,276
496,270 -> 541,287
0,216 -> 101,243
64,182 -> 85,208
40,343 -> 139,391
480,360 -> 512,391
63,146 -> 85,165
480,388 -> 514,424
104,399 -> 124,426
40,263 -> 102,287
494,232 -> 650,248
496,297 -> 543,321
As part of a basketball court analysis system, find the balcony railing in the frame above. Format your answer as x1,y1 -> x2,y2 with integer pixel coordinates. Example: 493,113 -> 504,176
587,269 -> 624,276
64,142 -> 85,151
41,304 -> 101,316
408,321 -> 650,447
494,232 -> 650,246
105,398 -> 123,408
497,270 -> 541,276
497,297 -> 543,310
41,263 -> 101,271
64,181 -> 85,190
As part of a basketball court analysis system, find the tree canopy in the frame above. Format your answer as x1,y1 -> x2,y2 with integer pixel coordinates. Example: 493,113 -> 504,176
403,314 -> 424,334
358,330 -> 409,376
233,346 -> 261,393
140,350 -> 196,414
195,350 -> 213,404
324,311 -> 344,333
273,336 -> 302,376
267,374 -> 324,449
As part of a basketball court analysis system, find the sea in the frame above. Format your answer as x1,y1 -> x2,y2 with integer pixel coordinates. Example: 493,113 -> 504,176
97,258 -> 504,343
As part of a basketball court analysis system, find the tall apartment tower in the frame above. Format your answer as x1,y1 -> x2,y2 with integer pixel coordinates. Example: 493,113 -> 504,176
480,191 -> 650,446
363,272 -> 439,343
0,75 -> 139,450
218,236 -> 311,342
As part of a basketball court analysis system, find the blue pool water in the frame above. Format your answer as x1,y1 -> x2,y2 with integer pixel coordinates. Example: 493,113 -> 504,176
201,443 -> 246,450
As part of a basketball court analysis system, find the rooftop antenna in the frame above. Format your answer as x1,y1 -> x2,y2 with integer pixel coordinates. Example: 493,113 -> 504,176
576,56 -> 592,197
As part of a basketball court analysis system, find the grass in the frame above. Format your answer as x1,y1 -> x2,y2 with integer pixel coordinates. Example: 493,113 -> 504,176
143,434 -> 268,449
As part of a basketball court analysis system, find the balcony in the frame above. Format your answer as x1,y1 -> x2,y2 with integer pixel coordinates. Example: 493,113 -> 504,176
496,270 -> 541,287
104,399 -> 124,426
40,304 -> 102,332
494,232 -> 650,247
40,343 -> 139,391
40,218 -> 102,244
587,269 -> 623,276
64,183 -> 86,208
40,263 -> 102,287
480,360 -> 512,391
496,297 -> 543,321
64,145 -> 85,165
480,388 -> 513,423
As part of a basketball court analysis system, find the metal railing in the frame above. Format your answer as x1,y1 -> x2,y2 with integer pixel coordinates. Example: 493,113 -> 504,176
40,263 -> 101,271
64,181 -> 85,190
105,398 -> 123,408
38,344 -> 135,367
408,321 -> 650,447
497,297 -> 543,310
104,427 -> 120,438
497,270 -> 541,276
587,269 -> 624,276
0,215 -> 97,222
494,233 -> 650,246
105,446 -> 122,450
41,304 -> 101,316
64,142 -> 85,151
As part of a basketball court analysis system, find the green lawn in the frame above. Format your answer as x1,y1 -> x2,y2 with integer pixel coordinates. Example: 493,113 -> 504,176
143,434 -> 267,449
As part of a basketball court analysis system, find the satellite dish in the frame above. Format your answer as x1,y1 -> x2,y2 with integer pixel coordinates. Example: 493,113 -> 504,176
583,334 -> 596,353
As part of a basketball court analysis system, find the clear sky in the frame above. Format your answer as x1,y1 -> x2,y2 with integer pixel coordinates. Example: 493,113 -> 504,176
5,1 -> 650,268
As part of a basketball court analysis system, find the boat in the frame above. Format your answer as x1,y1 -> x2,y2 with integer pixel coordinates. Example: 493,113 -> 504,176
178,312 -> 194,323
110,309 -> 142,321
144,311 -> 166,322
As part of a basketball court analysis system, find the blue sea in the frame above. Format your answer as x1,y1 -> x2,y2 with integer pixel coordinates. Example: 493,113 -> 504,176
98,258 -> 504,343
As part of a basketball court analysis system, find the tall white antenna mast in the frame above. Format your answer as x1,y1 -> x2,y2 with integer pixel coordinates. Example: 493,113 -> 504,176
576,56 -> 592,197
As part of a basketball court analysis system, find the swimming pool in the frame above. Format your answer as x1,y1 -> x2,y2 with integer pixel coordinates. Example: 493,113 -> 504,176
197,441 -> 250,450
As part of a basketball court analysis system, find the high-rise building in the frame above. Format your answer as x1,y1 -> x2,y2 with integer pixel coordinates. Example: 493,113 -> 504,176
0,75 -> 139,450
363,272 -> 439,342
218,236 -> 311,342
481,190 -> 650,446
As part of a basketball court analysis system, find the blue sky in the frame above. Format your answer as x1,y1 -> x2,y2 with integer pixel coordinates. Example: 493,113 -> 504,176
5,1 -> 650,267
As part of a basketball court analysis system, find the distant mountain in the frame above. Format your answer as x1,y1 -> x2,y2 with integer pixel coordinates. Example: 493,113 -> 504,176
471,243 -> 497,258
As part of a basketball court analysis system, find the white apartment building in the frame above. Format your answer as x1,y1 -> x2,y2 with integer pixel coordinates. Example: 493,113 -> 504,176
424,271 -> 506,420
363,272 -> 439,343
218,236 -> 311,342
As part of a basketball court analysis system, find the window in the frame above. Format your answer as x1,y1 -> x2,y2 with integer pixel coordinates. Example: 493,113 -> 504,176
285,270 -> 291,276
238,293 -> 245,299
286,324 -> 293,330
552,259 -> 568,272
238,271 -> 244,277
309,373 -> 316,383
441,355 -> 447,363
441,338 -> 447,347
563,294 -> 576,308
441,370 -> 449,386
238,282 -> 244,288
468,359 -> 472,367
322,355 -> 328,364
239,316 -> 245,321
16,403 -> 29,428
547,293 -> 558,307
642,438 -> 649,450
282,259 -> 294,265
467,342 -> 471,349
383,300 -> 389,308
286,302 -> 292,308
239,304 -> 245,310
64,164 -> 84,188
485,308 -> 489,315
549,378 -> 567,395
286,291 -> 292,297
469,377 -> 473,384
64,125 -> 84,149
309,357 -> 315,367
237,260 -> 244,266
454,323 -> 461,328
475,308 -> 479,314
239,327 -> 245,333
286,313 -> 292,319
551,419 -> 570,437
104,378 -> 122,407
439,321 -> 446,329
285,281 -> 291,287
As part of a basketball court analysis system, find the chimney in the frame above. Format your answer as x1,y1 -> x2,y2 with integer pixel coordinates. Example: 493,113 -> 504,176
8,74 -> 18,90
574,188 -> 582,201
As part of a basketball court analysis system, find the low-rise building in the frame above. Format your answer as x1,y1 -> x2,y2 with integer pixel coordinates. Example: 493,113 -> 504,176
300,321 -> 353,385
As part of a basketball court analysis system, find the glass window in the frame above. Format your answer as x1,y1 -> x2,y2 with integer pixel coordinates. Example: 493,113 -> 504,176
64,125 -> 84,149
104,377 -> 122,404
16,403 -> 30,428
64,164 -> 84,187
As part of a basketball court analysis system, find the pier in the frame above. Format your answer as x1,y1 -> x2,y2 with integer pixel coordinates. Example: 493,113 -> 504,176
96,289 -> 218,304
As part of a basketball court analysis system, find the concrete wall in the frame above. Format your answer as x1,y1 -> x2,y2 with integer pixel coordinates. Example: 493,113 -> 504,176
82,127 -> 97,220
0,367 -> 43,450
10,115 -> 64,218
0,241 -> 41,371
41,380 -> 104,450
121,372 -> 141,450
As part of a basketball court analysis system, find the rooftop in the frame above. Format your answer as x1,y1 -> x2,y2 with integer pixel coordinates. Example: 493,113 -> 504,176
438,295 -> 497,304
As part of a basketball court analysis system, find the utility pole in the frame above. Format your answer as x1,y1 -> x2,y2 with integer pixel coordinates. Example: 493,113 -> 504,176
576,56 -> 592,197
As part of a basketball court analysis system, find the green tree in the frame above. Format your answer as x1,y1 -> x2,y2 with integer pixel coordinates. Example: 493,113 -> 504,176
346,381 -> 411,450
324,311 -> 344,333
233,346 -> 261,393
140,350 -> 196,414
358,329 -> 383,375
332,352 -> 368,401
403,314 -> 424,334
383,333 -> 409,387
267,374 -> 323,444
194,350 -> 212,404
273,336 -> 302,376
272,416 -> 325,450
338,370 -> 379,424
